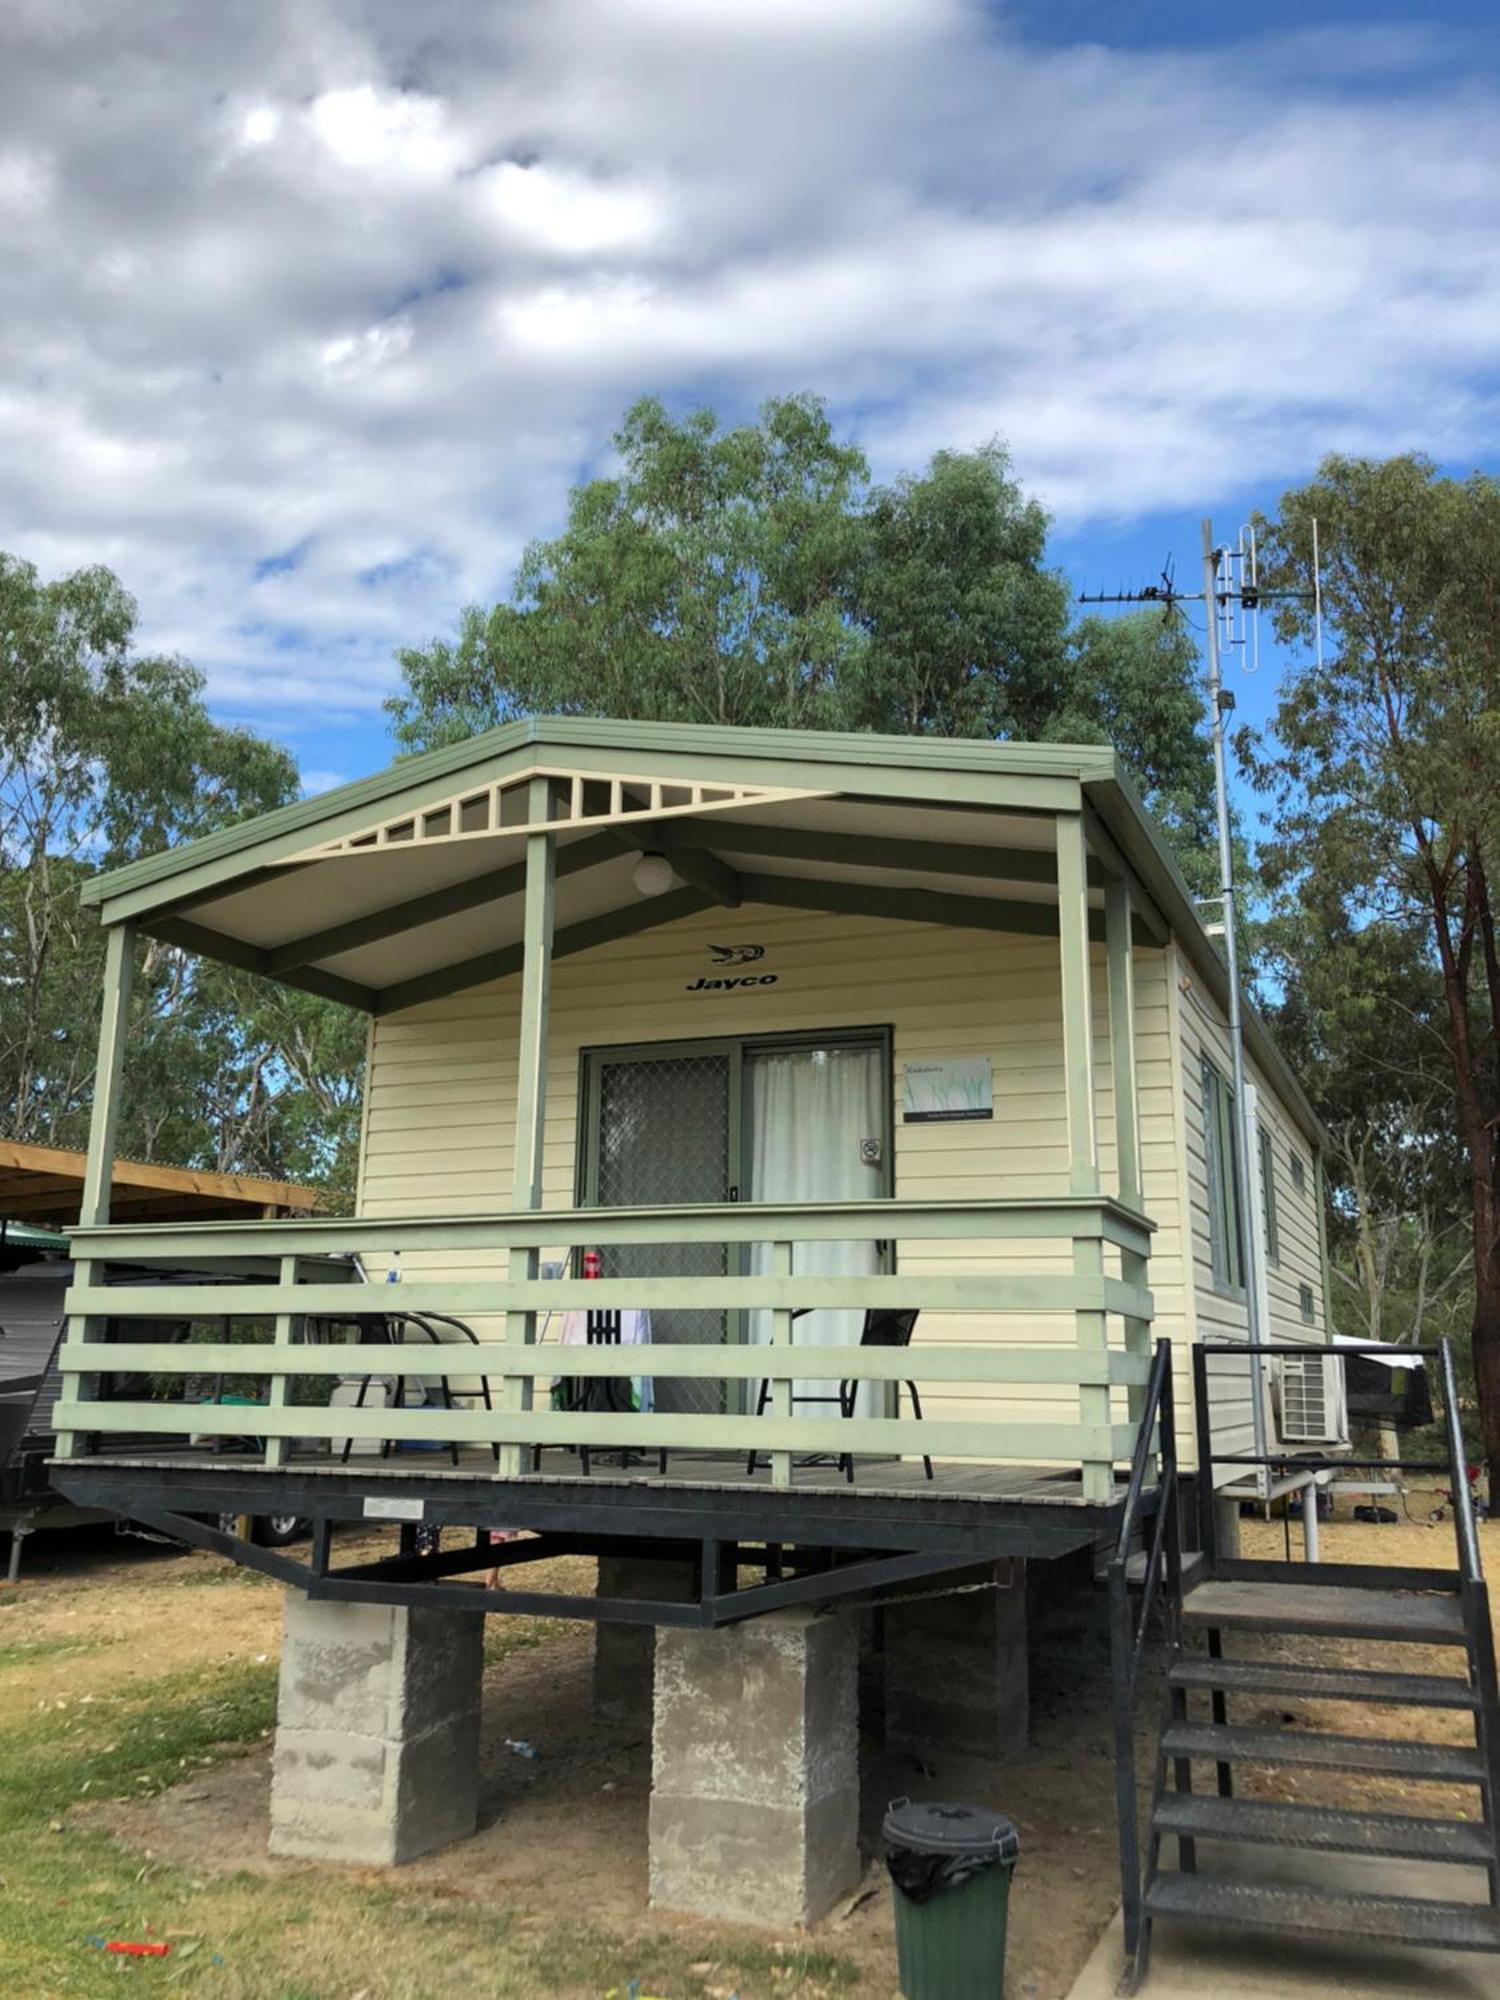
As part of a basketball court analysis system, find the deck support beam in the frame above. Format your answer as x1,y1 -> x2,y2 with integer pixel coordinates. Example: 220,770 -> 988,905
57,919 -> 136,1461
501,779 -> 556,1477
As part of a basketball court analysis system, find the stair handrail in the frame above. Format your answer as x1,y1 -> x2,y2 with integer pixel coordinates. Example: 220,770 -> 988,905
1108,1336 -> 1180,1965
1438,1337 -> 1483,1583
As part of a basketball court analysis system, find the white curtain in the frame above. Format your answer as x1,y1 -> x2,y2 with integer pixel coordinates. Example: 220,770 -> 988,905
747,1046 -> 885,1416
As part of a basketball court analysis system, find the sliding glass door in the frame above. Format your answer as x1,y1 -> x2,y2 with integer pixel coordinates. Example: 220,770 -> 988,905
580,1028 -> 890,1422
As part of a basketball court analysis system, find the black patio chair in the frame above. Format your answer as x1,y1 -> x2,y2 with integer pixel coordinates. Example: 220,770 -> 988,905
328,1309 -> 496,1468
534,1307 -> 667,1478
745,1305 -> 933,1484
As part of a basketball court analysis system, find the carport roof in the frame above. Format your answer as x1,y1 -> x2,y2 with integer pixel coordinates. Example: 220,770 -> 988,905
0,1140 -> 319,1227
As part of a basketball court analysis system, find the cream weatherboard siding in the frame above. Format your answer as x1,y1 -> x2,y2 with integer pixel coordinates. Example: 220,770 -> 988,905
1174,951 -> 1328,1476
352,899 -> 1201,1458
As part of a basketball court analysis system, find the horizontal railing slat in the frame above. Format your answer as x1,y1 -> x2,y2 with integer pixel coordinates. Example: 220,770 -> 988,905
57,1194 -> 1155,1483
65,1276 -> 1154,1320
49,1397 -> 1119,1463
58,1340 -> 1154,1387
65,1193 -> 1154,1260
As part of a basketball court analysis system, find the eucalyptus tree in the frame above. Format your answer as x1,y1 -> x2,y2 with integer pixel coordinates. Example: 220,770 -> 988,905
389,393 -> 1218,874
1251,455 -> 1500,1479
0,552 -> 364,1200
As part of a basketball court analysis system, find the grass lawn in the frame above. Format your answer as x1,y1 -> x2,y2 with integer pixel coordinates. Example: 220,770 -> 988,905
0,1537 -> 863,2000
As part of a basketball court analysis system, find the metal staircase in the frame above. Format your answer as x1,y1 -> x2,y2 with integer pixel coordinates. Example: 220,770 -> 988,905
1109,1338 -> 1500,1991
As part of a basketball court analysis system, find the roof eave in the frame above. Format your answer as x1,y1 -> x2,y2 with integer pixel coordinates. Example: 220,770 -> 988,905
83,720 -> 1117,926
1082,770 -> 1328,1152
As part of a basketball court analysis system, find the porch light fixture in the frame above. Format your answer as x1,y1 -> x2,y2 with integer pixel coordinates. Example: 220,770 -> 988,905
632,851 -> 675,898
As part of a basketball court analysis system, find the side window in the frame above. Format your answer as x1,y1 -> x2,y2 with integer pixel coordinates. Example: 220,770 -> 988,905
1200,1054 -> 1244,1292
1299,1281 -> 1316,1325
1258,1125 -> 1280,1265
1290,1149 -> 1307,1195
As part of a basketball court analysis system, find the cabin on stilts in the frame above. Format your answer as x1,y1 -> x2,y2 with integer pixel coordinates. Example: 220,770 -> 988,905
55,718 -> 1454,1965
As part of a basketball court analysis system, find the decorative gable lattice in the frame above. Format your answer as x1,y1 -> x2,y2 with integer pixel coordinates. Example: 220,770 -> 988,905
277,767 -> 831,864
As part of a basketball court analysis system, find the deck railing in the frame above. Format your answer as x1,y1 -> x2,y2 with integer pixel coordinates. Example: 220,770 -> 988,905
56,1195 -> 1154,1497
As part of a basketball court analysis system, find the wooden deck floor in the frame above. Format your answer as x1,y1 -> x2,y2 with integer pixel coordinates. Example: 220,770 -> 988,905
55,1441 -> 1128,1563
77,1444 -> 1098,1509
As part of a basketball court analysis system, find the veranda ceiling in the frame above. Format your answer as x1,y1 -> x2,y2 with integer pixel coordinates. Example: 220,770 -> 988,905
80,717 -> 1322,1143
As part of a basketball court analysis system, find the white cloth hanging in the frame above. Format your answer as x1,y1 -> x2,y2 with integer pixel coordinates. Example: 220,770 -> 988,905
745,1045 -> 885,1418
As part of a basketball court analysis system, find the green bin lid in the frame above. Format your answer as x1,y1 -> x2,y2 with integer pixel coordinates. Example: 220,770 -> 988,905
882,1799 -> 1019,1861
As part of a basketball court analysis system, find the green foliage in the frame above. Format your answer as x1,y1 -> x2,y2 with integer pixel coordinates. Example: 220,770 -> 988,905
0,552 -> 364,1202
851,442 -> 1068,736
389,395 -> 1217,876
390,395 -> 871,740
1248,453 -> 1500,1463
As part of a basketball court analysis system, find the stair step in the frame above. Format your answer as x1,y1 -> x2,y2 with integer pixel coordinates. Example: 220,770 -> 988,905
1144,1873 -> 1500,1951
1153,1794 -> 1495,1864
1160,1722 -> 1488,1783
1169,1657 -> 1480,1710
1182,1580 -> 1467,1645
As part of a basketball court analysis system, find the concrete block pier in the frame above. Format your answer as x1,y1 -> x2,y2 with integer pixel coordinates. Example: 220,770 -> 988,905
269,1593 -> 484,1866
649,1607 -> 860,1927
884,1560 -> 1028,1765
593,1554 -> 699,1727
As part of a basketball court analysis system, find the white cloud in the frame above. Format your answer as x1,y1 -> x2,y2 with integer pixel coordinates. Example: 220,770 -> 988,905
0,2 -> 1495,738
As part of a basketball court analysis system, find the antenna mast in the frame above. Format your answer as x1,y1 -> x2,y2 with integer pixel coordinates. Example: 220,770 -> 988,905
1078,516 -> 1324,1490
1201,518 -> 1262,1352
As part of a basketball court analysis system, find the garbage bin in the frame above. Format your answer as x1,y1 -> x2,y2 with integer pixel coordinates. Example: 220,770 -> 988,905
883,1798 -> 1019,2000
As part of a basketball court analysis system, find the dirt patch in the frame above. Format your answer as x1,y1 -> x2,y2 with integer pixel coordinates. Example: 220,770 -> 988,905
86,1553 -> 1134,2000
39,1493 -> 1487,1998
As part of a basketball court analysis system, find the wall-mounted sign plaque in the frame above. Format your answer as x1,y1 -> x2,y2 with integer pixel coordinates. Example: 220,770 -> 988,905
902,1057 -> 993,1123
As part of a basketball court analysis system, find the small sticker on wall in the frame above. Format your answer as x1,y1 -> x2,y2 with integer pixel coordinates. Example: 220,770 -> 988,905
860,1135 -> 883,1168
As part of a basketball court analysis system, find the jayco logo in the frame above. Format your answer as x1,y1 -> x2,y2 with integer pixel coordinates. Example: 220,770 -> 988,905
687,943 -> 778,992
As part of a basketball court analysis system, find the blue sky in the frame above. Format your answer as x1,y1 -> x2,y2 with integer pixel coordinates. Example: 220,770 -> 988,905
2,0 -> 1497,797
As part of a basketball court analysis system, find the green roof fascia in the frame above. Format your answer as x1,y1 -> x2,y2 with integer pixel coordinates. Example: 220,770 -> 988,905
1082,768 -> 1327,1152
83,716 -> 1114,927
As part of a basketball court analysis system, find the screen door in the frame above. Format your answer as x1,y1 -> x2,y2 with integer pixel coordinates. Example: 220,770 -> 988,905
584,1045 -> 738,1416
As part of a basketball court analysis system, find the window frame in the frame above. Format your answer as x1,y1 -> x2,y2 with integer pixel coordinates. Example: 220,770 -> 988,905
1200,1052 -> 1245,1296
1258,1124 -> 1280,1267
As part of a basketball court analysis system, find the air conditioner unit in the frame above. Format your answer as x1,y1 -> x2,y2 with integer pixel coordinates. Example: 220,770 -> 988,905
1274,1352 -> 1349,1448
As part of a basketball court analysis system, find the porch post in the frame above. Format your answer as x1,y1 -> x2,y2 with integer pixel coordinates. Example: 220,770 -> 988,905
502,777 -> 556,1477
78,921 -> 136,1227
57,919 -> 136,1460
1055,812 -> 1098,1196
1105,876 -> 1152,1436
512,776 -> 557,1210
1104,876 -> 1140,1212
1057,817 -> 1111,1500
769,1239 -> 793,1490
